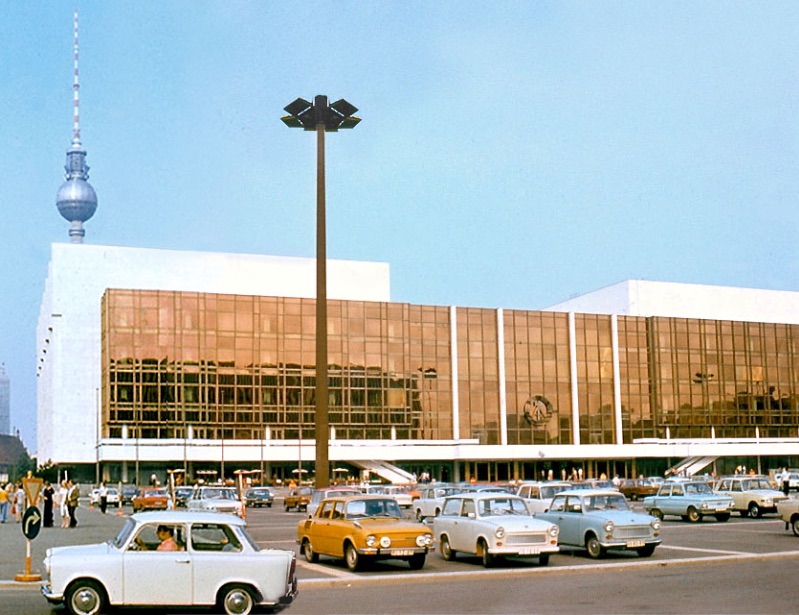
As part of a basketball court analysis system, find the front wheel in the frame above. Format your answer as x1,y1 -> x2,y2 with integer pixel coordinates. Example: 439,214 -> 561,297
538,554 -> 550,566
415,508 -> 424,522
479,539 -> 495,568
715,513 -> 730,522
636,545 -> 656,557
65,580 -> 107,615
345,542 -> 361,571
219,584 -> 255,615
686,507 -> 701,523
791,516 -> 799,537
748,502 -> 761,518
649,508 -> 664,521
408,553 -> 426,570
440,535 -> 456,561
585,534 -> 606,559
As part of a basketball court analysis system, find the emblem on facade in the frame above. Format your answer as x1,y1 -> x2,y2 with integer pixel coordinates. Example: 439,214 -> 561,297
522,395 -> 554,426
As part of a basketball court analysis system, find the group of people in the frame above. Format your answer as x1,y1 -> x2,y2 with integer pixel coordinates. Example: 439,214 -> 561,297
0,478 -> 80,528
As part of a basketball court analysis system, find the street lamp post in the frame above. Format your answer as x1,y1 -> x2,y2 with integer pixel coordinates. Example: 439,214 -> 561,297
282,95 -> 360,489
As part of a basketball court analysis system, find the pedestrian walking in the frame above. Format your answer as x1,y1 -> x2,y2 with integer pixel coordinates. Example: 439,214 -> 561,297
58,480 -> 70,528
0,483 -> 8,523
14,483 -> 25,522
67,479 -> 80,528
98,482 -> 108,514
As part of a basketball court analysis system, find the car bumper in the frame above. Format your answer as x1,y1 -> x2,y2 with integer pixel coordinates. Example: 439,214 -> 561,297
489,543 -> 559,557
601,538 -> 661,549
358,546 -> 430,558
41,583 -> 63,605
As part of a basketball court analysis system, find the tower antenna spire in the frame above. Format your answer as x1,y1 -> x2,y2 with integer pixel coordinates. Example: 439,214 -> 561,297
72,8 -> 81,145
56,8 -> 98,243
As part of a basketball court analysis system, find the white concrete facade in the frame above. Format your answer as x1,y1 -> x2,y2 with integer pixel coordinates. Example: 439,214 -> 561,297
36,243 -> 391,465
545,279 -> 799,324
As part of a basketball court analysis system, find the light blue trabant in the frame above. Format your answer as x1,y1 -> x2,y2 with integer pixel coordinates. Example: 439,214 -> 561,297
536,489 -> 661,559
435,493 -> 559,567
643,481 -> 734,522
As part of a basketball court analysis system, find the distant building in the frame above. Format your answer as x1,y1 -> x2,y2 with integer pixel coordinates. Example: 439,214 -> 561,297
37,243 -> 799,485
0,365 -> 10,436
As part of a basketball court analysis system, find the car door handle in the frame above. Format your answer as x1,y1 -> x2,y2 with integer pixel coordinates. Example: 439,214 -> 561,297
175,558 -> 191,564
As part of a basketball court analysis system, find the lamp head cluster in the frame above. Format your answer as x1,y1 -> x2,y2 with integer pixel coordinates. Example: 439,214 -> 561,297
281,95 -> 361,131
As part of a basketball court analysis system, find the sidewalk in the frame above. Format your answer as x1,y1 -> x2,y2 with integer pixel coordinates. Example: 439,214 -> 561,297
0,500 -> 129,583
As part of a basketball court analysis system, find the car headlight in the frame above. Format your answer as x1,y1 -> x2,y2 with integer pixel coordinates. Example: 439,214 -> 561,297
379,536 -> 391,548
494,526 -> 505,539
366,534 -> 376,547
651,518 -> 661,531
548,525 -> 559,538
603,520 -> 614,534
416,534 -> 432,547
700,502 -> 710,509
763,498 -> 773,505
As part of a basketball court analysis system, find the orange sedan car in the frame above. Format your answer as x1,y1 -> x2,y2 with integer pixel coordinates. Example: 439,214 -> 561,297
131,487 -> 170,512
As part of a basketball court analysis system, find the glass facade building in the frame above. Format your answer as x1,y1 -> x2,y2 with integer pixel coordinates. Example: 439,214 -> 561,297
101,289 -> 799,461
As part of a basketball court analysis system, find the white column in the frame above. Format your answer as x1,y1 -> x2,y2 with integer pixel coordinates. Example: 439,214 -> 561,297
497,308 -> 508,445
611,314 -> 623,445
450,306 -> 460,440
569,312 -> 580,445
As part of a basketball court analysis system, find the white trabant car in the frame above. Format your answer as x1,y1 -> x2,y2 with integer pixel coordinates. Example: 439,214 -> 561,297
413,485 -> 463,521
435,493 -> 559,567
41,511 -> 297,615
777,497 -> 799,536
713,475 -> 789,518
362,484 -> 415,508
187,486 -> 244,517
515,481 -> 572,513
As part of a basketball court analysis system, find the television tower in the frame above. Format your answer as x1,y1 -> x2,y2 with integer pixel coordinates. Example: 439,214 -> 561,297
55,9 -> 98,243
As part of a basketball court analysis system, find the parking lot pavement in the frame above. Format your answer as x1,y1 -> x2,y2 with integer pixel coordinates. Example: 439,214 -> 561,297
0,500 -> 128,583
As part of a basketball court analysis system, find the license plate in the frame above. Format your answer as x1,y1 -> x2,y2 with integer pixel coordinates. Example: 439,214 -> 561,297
626,540 -> 645,548
390,549 -> 414,556
517,548 -> 541,555
716,508 -> 728,512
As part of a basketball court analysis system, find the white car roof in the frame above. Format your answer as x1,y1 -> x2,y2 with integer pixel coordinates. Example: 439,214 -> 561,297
130,511 -> 246,526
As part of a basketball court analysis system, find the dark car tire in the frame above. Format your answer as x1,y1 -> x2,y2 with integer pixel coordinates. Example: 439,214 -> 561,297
687,507 -> 701,523
285,503 -> 291,512
266,503 -> 272,508
585,533 -> 606,559
440,535 -> 456,561
636,545 -> 656,557
715,513 -> 730,522
345,542 -> 361,571
408,554 -> 426,570
538,554 -> 550,566
748,502 -> 761,518
791,516 -> 799,537
218,583 -> 256,615
479,539 -> 495,568
650,508 -> 664,520
65,579 -> 107,615
415,508 -> 424,522
302,539 -> 319,563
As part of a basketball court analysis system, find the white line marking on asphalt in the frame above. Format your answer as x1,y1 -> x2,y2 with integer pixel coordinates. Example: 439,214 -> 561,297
658,545 -> 752,555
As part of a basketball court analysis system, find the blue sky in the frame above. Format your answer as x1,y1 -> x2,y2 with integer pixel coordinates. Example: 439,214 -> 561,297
2,2 -> 798,451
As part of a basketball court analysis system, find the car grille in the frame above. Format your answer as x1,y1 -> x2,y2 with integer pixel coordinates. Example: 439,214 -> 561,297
504,532 -> 549,546
612,525 -> 652,539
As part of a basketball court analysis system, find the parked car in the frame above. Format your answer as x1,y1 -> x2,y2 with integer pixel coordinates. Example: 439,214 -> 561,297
713,475 -> 789,518
413,485 -> 463,521
245,486 -> 275,508
536,489 -> 662,559
120,484 -> 137,505
131,488 -> 170,512
618,478 -> 660,501
173,486 -> 193,508
284,487 -> 314,512
515,481 -> 572,513
643,481 -> 734,522
41,511 -> 298,615
361,484 -> 415,508
435,493 -> 559,567
776,498 -> 799,536
89,487 -> 120,506
297,495 -> 433,571
187,486 -> 243,517
306,486 -> 361,516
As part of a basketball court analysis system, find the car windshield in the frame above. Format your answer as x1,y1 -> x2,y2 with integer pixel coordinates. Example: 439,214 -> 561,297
584,494 -> 629,511
742,479 -> 773,490
684,482 -> 713,495
112,519 -> 137,549
345,498 -> 402,519
203,488 -> 237,500
477,497 -> 529,516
